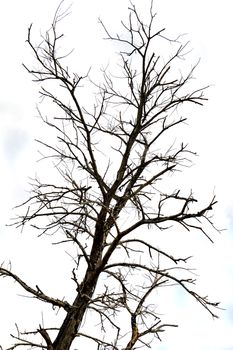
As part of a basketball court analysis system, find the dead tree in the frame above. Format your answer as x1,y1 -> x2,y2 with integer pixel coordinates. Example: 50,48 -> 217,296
0,2 -> 220,350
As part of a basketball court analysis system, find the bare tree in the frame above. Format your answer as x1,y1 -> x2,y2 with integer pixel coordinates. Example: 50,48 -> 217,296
1,2 -> 220,350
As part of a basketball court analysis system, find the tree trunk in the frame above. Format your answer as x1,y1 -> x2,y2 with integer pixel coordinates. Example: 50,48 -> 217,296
53,271 -> 99,350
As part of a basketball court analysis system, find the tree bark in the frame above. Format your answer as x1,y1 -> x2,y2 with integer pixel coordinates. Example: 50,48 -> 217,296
53,270 -> 99,350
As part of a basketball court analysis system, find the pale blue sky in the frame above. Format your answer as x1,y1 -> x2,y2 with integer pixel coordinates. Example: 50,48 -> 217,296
0,1 -> 233,349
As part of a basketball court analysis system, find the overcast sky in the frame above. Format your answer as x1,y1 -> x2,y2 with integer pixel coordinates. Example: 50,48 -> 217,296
0,0 -> 233,349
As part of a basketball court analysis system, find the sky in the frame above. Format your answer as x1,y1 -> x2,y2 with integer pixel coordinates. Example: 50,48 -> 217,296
0,0 -> 233,349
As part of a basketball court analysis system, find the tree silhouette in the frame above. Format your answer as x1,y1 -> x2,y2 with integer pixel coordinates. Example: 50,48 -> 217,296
0,2 -> 220,349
